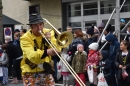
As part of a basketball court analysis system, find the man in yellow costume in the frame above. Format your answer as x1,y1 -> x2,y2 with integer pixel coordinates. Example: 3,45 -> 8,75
20,13 -> 61,86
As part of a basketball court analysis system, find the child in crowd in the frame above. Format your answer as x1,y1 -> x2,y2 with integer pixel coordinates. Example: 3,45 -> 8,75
0,44 -> 9,85
99,50 -> 111,86
0,44 -> 3,58
86,43 -> 101,86
58,47 -> 71,86
72,44 -> 87,86
115,40 -> 130,86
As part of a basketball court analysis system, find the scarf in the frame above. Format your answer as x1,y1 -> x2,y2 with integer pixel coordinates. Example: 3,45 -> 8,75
88,50 -> 97,57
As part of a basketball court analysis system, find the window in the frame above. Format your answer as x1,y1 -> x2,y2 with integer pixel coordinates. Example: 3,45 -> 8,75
85,21 -> 97,29
83,2 -> 98,16
69,22 -> 81,27
29,5 -> 40,15
120,0 -> 130,12
68,4 -> 81,17
100,1 -> 115,14
102,19 -> 115,32
102,19 -> 115,25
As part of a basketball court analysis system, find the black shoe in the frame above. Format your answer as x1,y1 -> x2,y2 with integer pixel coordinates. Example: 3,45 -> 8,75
1,82 -> 5,85
9,76 -> 13,79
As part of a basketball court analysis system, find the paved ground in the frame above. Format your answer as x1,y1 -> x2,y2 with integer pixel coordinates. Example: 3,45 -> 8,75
6,72 -> 89,86
6,74 -> 74,86
6,63 -> 89,86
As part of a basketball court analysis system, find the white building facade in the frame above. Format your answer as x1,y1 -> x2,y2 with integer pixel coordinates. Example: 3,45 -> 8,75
62,0 -> 130,31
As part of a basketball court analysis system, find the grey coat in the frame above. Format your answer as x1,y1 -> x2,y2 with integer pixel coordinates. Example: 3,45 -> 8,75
0,51 -> 9,65
58,50 -> 71,72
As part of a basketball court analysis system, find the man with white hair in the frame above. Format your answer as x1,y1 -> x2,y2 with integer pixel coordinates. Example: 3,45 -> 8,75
5,36 -> 11,43
66,26 -> 72,33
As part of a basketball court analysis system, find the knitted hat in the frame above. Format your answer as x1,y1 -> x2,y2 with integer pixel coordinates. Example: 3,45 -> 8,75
94,26 -> 99,33
88,43 -> 99,50
120,19 -> 125,23
98,23 -> 105,28
87,26 -> 94,35
77,44 -> 84,50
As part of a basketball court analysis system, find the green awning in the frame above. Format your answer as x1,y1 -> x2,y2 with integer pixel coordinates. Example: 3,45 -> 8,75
2,14 -> 22,25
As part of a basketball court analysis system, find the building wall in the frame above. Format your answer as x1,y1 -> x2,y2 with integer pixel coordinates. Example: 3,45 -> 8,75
29,0 -> 62,29
2,0 -> 62,30
2,0 -> 30,29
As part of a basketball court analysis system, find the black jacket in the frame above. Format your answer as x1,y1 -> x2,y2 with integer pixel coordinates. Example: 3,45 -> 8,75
115,50 -> 130,81
85,34 -> 98,53
68,37 -> 85,65
68,37 -> 85,55
6,43 -> 22,59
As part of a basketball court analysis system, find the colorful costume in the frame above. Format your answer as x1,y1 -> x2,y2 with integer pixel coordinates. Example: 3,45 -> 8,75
20,28 -> 61,86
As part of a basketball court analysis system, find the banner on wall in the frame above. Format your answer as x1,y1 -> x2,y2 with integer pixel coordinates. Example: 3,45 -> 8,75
4,27 -> 12,42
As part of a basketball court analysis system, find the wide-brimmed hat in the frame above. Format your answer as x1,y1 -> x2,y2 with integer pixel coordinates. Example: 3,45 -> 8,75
27,13 -> 43,25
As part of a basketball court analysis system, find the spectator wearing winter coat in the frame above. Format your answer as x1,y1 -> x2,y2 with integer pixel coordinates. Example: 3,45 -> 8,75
68,29 -> 85,65
105,33 -> 120,86
0,44 -> 3,57
86,43 -> 101,86
100,50 -> 111,86
120,18 -> 126,31
94,26 -> 99,34
11,30 -> 23,84
120,19 -> 126,41
2,42 -> 22,84
85,26 -> 98,53
5,36 -> 11,43
97,23 -> 105,42
99,24 -> 112,51
121,25 -> 130,42
58,47 -> 71,86
98,22 -> 105,34
0,51 -> 8,84
0,45 -> 9,85
72,44 -> 87,86
4,36 -> 13,78
115,40 -> 130,86
66,26 -> 72,33
20,29 -> 27,37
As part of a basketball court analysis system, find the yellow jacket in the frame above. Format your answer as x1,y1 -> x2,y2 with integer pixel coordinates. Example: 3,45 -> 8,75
20,28 -> 61,75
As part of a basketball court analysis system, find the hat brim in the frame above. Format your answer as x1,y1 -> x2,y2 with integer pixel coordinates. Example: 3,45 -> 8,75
27,20 -> 43,25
